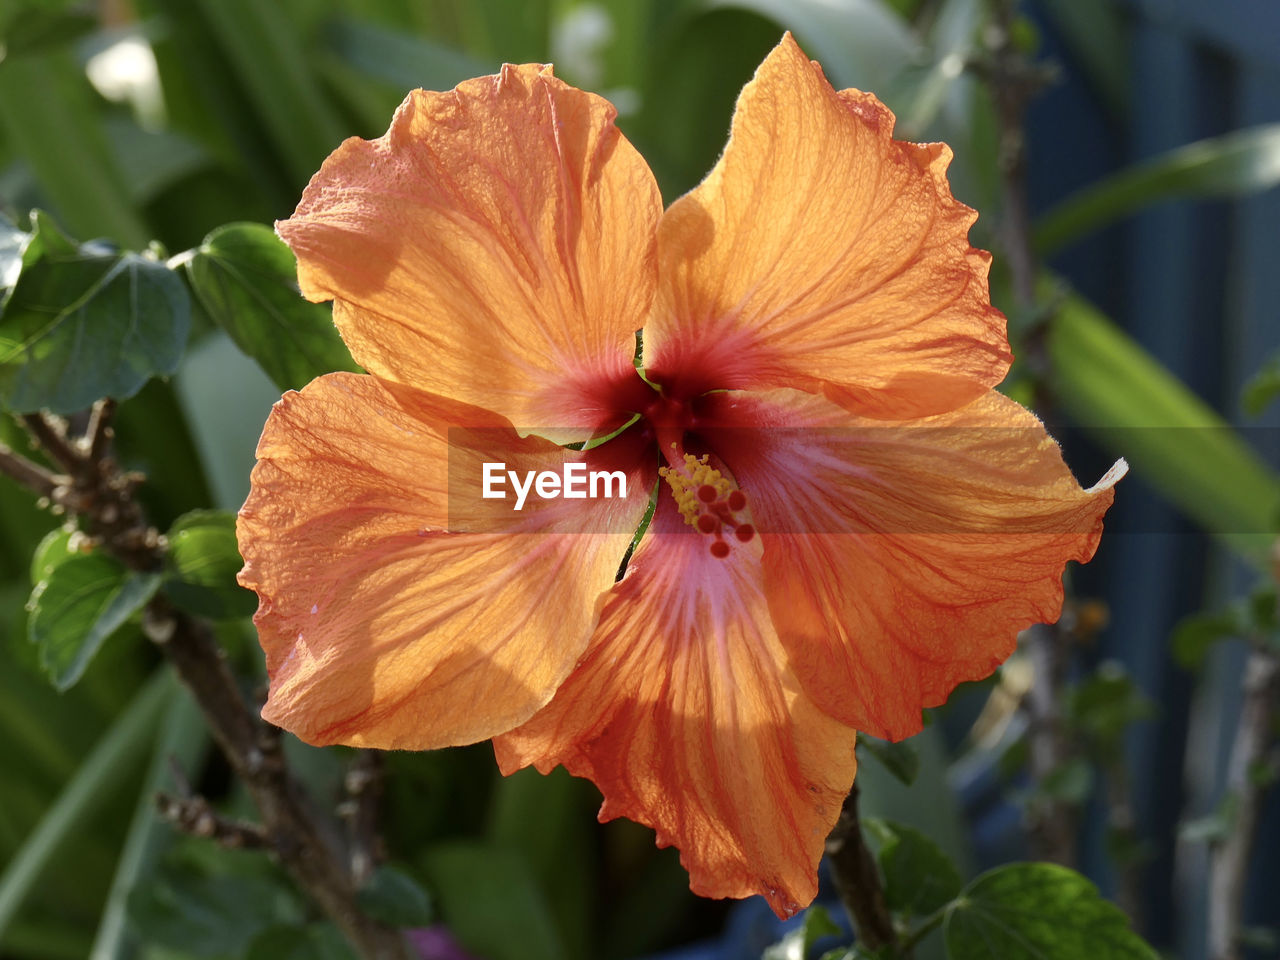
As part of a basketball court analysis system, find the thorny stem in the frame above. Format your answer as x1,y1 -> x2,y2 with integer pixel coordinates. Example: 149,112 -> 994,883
156,758 -> 270,850
826,781 -> 896,951
980,0 -> 1055,312
20,412 -> 80,472
85,397 -> 116,464
1207,639 -> 1279,960
1105,753 -> 1145,929
3,406 -> 411,960
980,0 -> 1078,870
1024,622 -> 1078,867
0,441 -> 60,499
341,751 -> 387,887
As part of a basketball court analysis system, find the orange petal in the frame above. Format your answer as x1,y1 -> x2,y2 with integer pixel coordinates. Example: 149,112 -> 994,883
494,496 -> 858,919
647,33 -> 1009,419
237,373 -> 652,749
278,65 -> 662,435
701,388 -> 1126,739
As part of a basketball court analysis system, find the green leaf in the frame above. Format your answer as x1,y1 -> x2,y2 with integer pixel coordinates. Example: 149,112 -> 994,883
1172,611 -> 1242,669
27,553 -> 160,691
1047,285 -> 1280,565
183,222 -> 358,391
1240,928 -> 1279,953
997,738 -> 1029,781
323,16 -> 491,94
864,819 -> 963,918
1036,757 -> 1094,807
102,115 -> 213,208
246,924 -> 356,960
1104,826 -> 1152,870
89,687 -> 210,960
0,5 -> 97,58
1065,663 -> 1155,751
20,210 -> 79,264
859,736 -> 921,786
1035,125 -> 1280,256
1242,353 -> 1280,418
0,217 -> 26,293
1250,588 -> 1277,631
0,671 -> 173,943
708,0 -> 918,93
1179,793 -> 1238,844
0,215 -> 190,414
0,55 -> 150,248
487,765 -> 596,960
764,904 -> 843,960
29,526 -> 80,584
894,0 -> 981,140
420,842 -> 567,960
1035,0 -> 1129,120
188,0 -> 348,185
162,510 -> 256,620
944,863 -> 1158,960
127,853 -> 301,957
355,865 -> 433,928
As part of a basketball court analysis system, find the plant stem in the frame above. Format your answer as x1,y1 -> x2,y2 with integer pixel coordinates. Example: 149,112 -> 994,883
897,902 -> 951,957
144,601 -> 407,957
8,411 -> 411,960
85,397 -> 116,463
980,0 -> 1077,868
342,751 -> 386,886
0,441 -> 61,498
1024,622 -> 1078,866
20,412 -> 79,472
1207,641 -> 1279,960
825,781 -> 896,951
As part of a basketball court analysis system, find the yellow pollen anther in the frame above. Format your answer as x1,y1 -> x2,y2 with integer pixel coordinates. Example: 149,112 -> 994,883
658,451 -> 756,558
659,453 -> 731,527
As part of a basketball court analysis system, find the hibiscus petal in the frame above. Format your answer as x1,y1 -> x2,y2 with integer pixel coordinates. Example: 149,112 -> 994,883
701,388 -> 1126,739
493,497 -> 858,919
237,373 -> 652,749
277,65 -> 662,435
647,33 -> 1009,419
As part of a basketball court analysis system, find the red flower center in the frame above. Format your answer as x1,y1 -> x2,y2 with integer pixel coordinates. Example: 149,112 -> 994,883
628,384 -> 755,559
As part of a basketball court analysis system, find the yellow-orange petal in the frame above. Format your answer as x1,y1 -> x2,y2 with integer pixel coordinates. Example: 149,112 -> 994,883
236,373 -> 652,749
277,65 -> 662,435
493,497 -> 858,919
647,33 -> 1009,419
701,388 -> 1126,739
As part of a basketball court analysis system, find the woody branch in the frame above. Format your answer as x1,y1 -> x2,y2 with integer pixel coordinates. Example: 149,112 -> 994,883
977,0 -> 1079,869
826,780 -> 896,951
1207,625 -> 1279,960
3,402 -> 411,960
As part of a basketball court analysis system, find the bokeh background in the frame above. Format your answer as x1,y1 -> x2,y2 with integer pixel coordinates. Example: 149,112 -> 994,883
0,1 -> 1278,959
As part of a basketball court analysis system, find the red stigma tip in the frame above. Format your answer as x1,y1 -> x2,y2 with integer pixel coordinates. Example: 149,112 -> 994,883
709,540 -> 731,559
696,513 -> 718,534
727,490 -> 747,512
696,484 -> 718,503
735,524 -> 755,542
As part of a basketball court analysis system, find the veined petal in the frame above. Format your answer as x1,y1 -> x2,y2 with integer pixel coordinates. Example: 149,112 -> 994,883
494,497 -> 858,919
237,373 -> 652,749
702,388 -> 1126,739
278,65 -> 662,435
647,33 -> 1009,418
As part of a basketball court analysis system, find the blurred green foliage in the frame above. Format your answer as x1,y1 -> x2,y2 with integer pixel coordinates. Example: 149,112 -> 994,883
0,1 -> 1278,959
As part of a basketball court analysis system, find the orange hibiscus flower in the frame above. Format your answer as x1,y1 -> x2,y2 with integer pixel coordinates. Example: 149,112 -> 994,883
238,34 -> 1125,918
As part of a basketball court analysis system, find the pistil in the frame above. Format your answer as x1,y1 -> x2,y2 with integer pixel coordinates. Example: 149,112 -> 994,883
658,448 -> 755,558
